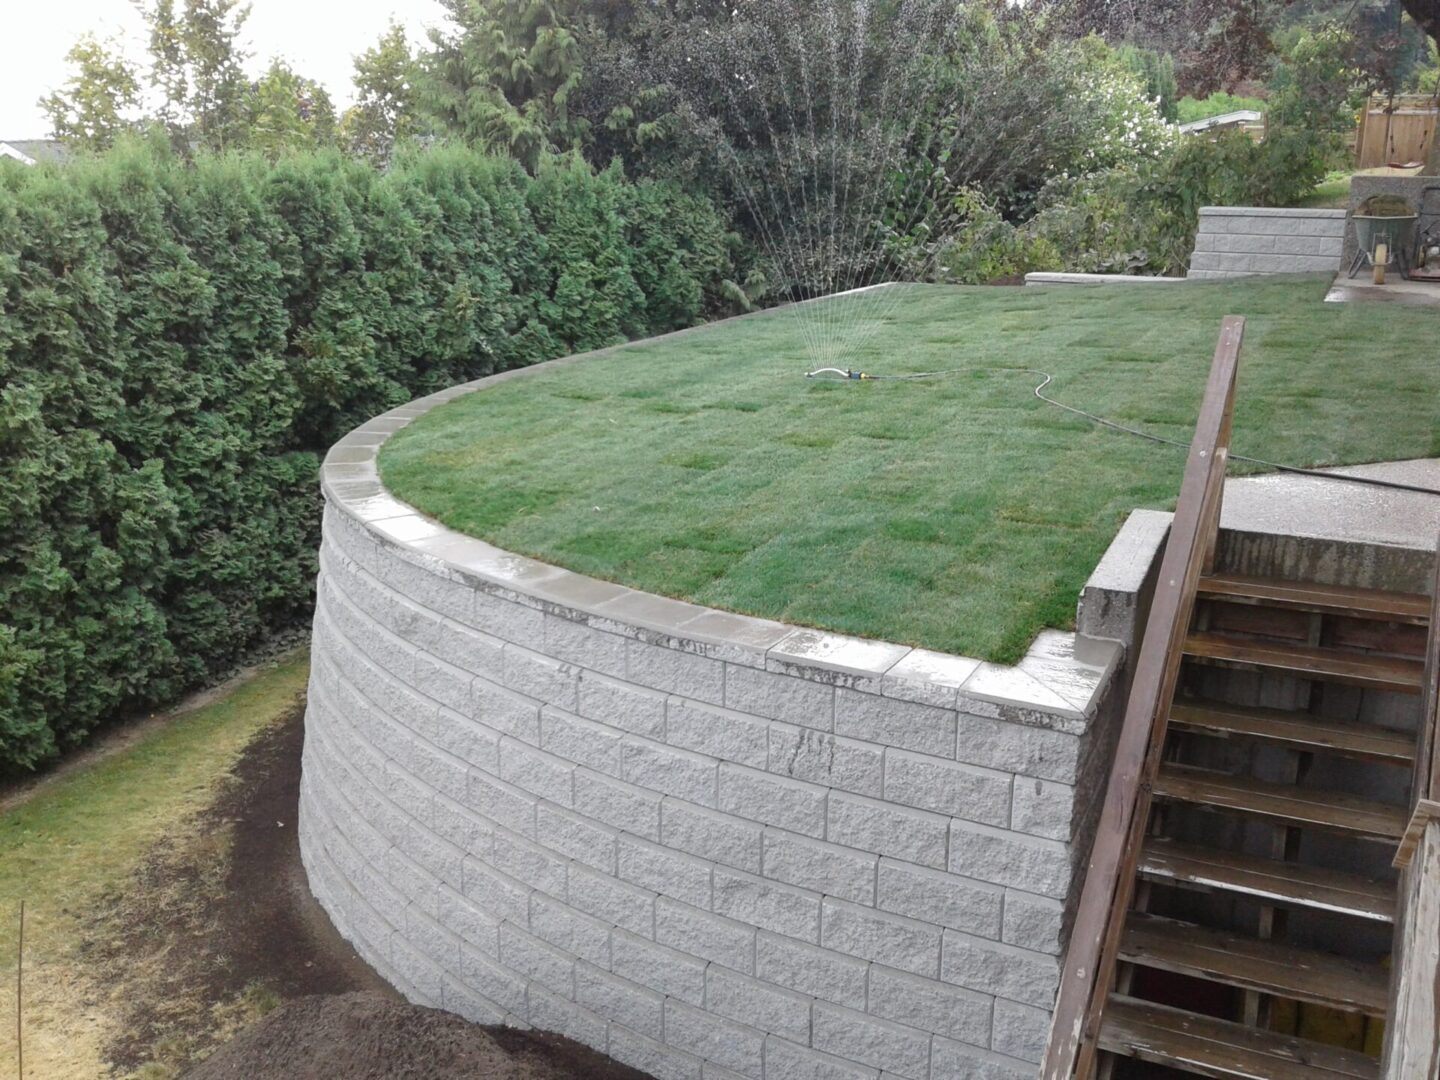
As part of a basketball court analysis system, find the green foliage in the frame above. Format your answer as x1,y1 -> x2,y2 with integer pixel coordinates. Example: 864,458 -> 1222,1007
247,60 -> 337,159
38,35 -> 144,152
341,23 -> 421,164
0,140 -> 733,771
1175,91 -> 1269,124
1116,45 -> 1180,121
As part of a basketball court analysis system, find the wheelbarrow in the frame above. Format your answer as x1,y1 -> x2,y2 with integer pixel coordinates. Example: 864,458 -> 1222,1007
1349,212 -> 1418,282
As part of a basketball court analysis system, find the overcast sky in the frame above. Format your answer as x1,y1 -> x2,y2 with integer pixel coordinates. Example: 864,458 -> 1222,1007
2,0 -> 449,138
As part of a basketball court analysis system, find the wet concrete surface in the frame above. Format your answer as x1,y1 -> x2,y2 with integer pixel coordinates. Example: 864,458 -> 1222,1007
1224,458 -> 1440,552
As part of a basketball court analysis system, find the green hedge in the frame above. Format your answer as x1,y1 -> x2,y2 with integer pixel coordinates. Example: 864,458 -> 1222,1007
0,141 -> 734,771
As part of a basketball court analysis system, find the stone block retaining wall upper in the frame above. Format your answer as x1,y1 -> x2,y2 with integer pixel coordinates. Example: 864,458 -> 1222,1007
1188,206 -> 1346,279
299,344 -> 1160,1080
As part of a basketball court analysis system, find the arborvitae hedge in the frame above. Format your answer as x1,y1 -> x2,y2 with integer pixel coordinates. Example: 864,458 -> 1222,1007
0,141 -> 734,770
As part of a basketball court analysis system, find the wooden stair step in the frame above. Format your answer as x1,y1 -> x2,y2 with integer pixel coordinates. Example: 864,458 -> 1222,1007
1183,631 -> 1425,694
1099,995 -> 1379,1079
1137,837 -> 1396,923
1197,572 -> 1430,625
1170,699 -> 1415,764
1119,912 -> 1391,1017
1153,765 -> 1409,841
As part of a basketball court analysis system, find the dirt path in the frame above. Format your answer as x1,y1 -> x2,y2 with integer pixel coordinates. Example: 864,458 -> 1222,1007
86,687 -> 650,1079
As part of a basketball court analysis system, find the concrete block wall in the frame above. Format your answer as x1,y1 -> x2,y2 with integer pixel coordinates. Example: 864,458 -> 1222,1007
300,353 -> 1158,1080
1188,206 -> 1346,279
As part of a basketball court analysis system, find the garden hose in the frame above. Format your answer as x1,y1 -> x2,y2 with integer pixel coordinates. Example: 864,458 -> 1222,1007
802,365 -> 1440,498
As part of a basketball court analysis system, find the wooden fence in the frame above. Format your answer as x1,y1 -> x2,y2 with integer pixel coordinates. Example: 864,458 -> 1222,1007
1355,94 -> 1439,169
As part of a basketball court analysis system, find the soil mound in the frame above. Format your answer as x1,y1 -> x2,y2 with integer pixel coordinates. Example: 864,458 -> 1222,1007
184,991 -> 650,1080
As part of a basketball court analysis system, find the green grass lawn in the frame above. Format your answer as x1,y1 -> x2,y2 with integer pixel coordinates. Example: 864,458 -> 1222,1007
380,278 -> 1440,663
1296,170 -> 1353,209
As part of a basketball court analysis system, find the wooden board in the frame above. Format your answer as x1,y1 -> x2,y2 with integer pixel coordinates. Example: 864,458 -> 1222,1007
1120,913 -> 1392,1017
1170,700 -> 1415,765
1154,765 -> 1410,842
1183,632 -> 1425,694
1197,574 -> 1431,625
1137,837 -> 1396,923
1100,995 -> 1380,1079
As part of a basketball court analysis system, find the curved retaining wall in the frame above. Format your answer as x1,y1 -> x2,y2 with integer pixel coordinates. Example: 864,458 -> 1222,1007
300,359 -> 1140,1080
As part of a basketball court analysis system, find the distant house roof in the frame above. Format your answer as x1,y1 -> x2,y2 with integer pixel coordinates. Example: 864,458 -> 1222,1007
1178,110 -> 1264,136
0,139 -> 69,165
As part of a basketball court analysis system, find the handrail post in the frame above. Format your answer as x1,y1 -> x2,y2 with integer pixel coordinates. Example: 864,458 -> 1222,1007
1040,317 -> 1245,1080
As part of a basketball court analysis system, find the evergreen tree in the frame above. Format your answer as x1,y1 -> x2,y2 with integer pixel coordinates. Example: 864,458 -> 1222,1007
248,59 -> 337,158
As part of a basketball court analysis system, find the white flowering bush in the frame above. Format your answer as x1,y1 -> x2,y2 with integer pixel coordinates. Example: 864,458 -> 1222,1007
1068,65 -> 1178,172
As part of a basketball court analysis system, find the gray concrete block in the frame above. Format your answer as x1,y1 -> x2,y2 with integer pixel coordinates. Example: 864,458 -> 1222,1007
618,834 -> 714,910
761,1036 -> 879,1080
768,724 -> 883,798
412,705 -> 501,776
461,855 -> 532,926
705,964 -> 812,1043
541,707 -> 625,777
529,893 -> 611,968
761,830 -> 877,906
472,676 -> 543,743
503,644 -> 580,711
1001,889 -> 1066,956
536,802 -> 618,874
724,664 -> 834,729
713,867 -> 821,942
949,819 -> 1071,898
609,1025 -> 705,1080
755,932 -> 868,1009
669,698 -> 771,770
884,750 -> 1012,826
576,960 -> 665,1040
876,859 -> 1003,938
656,897 -> 757,972
812,1001 -> 930,1080
577,671 -> 667,739
827,793 -> 948,870
992,997 -> 1051,1063
499,922 -> 574,996
441,972 -> 511,1025
719,763 -> 827,839
834,689 -> 955,758
624,738 -> 718,806
1010,776 -> 1077,841
528,985 -> 610,1051
930,1037 -> 1035,1080
612,928 -> 708,1005
665,1000 -> 766,1080
940,930 -> 1058,1009
437,881 -> 500,956
866,964 -> 992,1046
465,768 -> 538,838
568,861 -> 657,937
819,897 -> 941,978
543,612 -> 629,677
574,767 -> 662,840
493,828 -> 569,896
627,639 -> 725,704
954,714 -> 1082,784
498,743 -> 570,806
662,800 -> 763,874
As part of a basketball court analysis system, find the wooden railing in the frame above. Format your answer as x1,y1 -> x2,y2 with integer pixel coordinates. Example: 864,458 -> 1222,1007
1040,316 -> 1245,1080
1383,534 -> 1440,1080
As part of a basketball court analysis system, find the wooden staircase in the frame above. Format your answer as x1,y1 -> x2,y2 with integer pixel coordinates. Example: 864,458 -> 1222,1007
1041,317 -> 1440,1080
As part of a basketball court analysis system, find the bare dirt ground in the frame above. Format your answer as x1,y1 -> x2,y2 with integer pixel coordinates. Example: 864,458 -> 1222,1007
29,682 -> 649,1079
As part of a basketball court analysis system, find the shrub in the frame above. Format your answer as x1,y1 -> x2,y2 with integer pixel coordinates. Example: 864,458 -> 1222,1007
0,138 -> 733,770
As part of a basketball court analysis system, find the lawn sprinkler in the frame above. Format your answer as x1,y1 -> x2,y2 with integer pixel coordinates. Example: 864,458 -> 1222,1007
1408,186 -> 1440,282
1348,194 -> 1418,284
